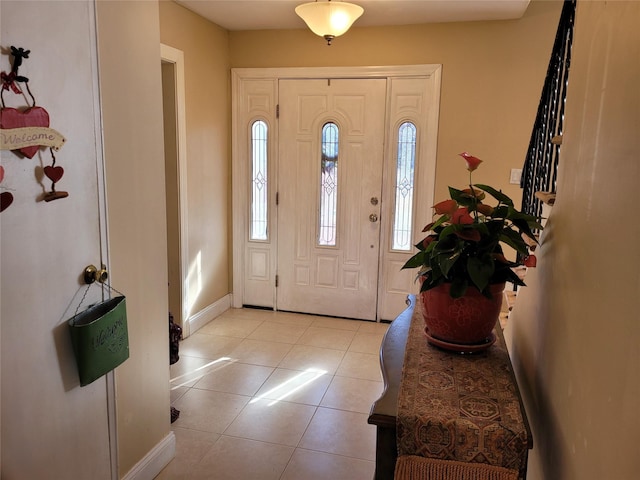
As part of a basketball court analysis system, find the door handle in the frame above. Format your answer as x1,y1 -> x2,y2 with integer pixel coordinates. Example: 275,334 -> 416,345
84,264 -> 108,284
369,213 -> 378,223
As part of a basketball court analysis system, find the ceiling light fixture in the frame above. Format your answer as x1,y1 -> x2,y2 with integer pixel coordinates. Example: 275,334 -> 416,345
295,0 -> 364,46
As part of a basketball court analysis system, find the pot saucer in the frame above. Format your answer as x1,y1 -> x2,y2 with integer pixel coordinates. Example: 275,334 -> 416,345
424,327 -> 496,354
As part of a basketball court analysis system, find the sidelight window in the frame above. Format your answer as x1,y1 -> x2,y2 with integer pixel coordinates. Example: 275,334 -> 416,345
392,122 -> 417,251
318,122 -> 339,246
250,120 -> 268,240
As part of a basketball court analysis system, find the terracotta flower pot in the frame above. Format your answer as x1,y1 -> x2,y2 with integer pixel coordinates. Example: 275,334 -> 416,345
420,282 -> 505,348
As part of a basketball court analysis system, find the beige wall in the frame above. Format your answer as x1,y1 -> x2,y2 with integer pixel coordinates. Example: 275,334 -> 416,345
96,1 -> 171,476
159,0 -> 231,318
229,0 -> 563,206
506,1 -> 640,479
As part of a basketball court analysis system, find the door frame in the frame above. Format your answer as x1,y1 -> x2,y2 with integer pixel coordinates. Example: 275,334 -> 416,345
160,44 -> 190,336
231,65 -> 442,317
91,8 -> 117,474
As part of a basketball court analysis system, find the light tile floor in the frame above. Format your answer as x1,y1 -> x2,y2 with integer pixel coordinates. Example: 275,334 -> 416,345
156,307 -> 389,480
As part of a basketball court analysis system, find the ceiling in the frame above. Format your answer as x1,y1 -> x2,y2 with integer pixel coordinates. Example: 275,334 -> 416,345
175,0 -> 532,31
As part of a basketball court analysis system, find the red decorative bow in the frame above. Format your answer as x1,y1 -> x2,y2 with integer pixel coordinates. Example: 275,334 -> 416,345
1,71 -> 22,94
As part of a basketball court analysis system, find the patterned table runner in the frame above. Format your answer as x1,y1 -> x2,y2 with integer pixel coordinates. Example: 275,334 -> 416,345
396,301 -> 529,478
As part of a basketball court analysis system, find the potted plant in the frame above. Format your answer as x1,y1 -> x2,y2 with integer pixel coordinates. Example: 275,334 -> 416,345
402,152 -> 542,351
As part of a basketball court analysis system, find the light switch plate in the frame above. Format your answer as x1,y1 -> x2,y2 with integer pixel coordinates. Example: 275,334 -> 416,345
510,168 -> 522,185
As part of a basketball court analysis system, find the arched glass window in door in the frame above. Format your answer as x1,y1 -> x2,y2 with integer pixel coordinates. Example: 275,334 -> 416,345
392,122 -> 417,251
318,122 -> 339,246
250,120 -> 268,241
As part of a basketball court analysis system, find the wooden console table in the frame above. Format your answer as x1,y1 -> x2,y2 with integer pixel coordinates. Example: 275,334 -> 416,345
368,296 -> 532,479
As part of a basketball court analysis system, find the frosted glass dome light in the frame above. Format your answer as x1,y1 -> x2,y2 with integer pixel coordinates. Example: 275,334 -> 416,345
295,0 -> 364,45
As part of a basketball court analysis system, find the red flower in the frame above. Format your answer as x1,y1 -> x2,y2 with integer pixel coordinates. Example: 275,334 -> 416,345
422,222 -> 435,232
422,235 -> 437,249
433,199 -> 457,215
524,255 -> 537,267
459,152 -> 483,172
451,207 -> 474,225
455,229 -> 481,242
462,187 -> 486,200
475,203 -> 494,216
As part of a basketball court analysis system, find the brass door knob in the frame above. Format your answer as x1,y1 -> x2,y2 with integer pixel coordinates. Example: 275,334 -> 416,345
84,265 -> 108,284
369,213 -> 379,223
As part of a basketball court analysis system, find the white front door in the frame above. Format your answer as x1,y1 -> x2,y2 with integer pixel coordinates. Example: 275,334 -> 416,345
276,79 -> 386,320
232,66 -> 441,322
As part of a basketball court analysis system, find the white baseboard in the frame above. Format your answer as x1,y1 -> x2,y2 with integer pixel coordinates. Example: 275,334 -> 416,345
121,431 -> 176,480
187,294 -> 232,334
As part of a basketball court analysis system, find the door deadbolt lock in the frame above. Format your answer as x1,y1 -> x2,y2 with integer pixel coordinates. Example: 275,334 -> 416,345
370,197 -> 379,206
369,213 -> 379,223
84,264 -> 108,285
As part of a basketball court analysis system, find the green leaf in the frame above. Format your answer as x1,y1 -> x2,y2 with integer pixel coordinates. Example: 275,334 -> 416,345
492,205 -> 510,219
433,234 -> 458,252
450,187 -> 485,210
483,218 -> 505,234
438,224 -> 461,240
499,228 -> 529,254
402,251 -> 426,269
421,273 -> 445,292
450,277 -> 469,298
430,262 -> 443,279
474,184 -> 514,206
448,187 -> 470,205
507,208 -> 543,228
473,222 -> 490,235
428,214 -> 451,231
511,218 -> 538,243
467,255 -> 495,292
503,268 -> 527,287
437,250 -> 461,277
425,239 -> 438,254
506,208 -> 537,222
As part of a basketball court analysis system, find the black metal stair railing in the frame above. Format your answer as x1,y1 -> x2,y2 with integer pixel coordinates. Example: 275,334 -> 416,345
520,0 -> 576,220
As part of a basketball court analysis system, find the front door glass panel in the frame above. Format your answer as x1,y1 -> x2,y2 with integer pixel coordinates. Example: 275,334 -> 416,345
251,120 -> 268,241
319,122 -> 339,246
392,121 -> 417,251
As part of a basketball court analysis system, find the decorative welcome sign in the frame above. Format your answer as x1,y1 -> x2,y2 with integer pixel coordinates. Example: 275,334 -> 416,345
0,126 -> 66,151
0,46 -> 69,210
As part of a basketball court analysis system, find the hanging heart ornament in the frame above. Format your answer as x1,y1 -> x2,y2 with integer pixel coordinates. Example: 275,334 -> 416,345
0,192 -> 13,212
0,106 -> 50,158
0,165 -> 10,212
43,165 -> 64,183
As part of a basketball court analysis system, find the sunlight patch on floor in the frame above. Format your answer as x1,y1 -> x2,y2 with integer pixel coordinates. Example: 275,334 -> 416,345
250,368 -> 328,406
170,356 -> 233,389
